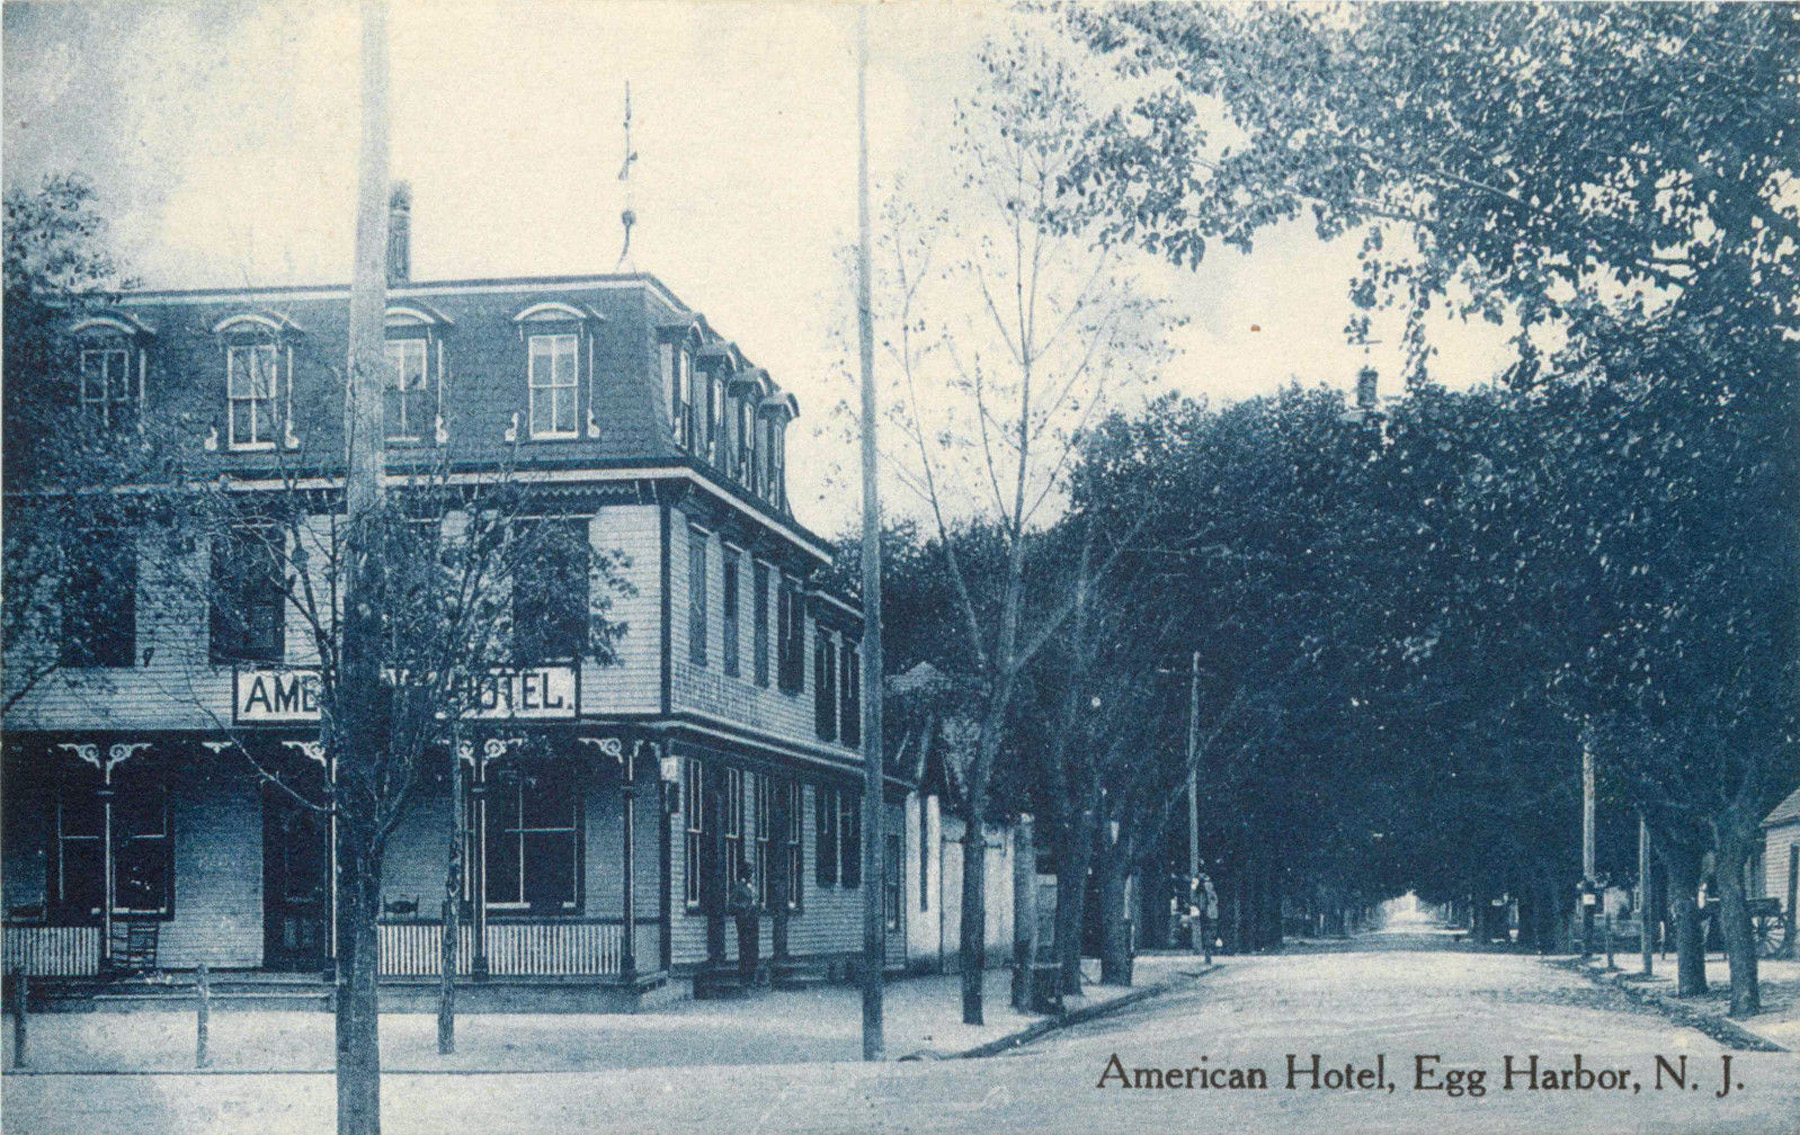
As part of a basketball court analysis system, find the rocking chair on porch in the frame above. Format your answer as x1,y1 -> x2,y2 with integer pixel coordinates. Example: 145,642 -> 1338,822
105,919 -> 160,974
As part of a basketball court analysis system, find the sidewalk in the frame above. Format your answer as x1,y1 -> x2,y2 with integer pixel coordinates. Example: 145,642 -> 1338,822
1566,953 -> 1800,1051
2,960 -> 1194,1075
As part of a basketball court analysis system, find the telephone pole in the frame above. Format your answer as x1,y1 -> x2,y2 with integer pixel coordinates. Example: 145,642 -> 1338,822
855,0 -> 886,1063
1186,651 -> 1202,954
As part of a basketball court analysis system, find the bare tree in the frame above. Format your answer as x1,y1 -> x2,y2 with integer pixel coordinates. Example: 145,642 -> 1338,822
867,34 -> 1174,1024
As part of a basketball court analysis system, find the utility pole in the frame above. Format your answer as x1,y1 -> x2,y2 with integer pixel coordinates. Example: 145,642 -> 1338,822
1581,735 -> 1596,960
855,0 -> 886,1063
1638,813 -> 1652,976
335,2 -> 391,1131
1186,650 -> 1202,954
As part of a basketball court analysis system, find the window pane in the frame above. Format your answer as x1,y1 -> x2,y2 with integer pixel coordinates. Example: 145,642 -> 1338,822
520,771 -> 576,829
522,831 -> 576,909
555,338 -> 576,384
60,786 -> 103,838
484,795 -> 523,905
554,386 -> 575,433
59,838 -> 104,917
114,838 -> 169,913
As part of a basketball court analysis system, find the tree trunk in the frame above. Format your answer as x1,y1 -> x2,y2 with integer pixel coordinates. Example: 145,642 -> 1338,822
1664,849 -> 1708,996
958,812 -> 986,1025
1715,828 -> 1761,1017
1053,804 -> 1095,996
438,746 -> 464,1055
1098,848 -> 1132,986
335,833 -> 384,1135
1010,816 -> 1037,1011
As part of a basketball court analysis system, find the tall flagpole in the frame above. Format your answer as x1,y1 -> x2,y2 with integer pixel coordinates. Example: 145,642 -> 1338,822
856,0 -> 887,1063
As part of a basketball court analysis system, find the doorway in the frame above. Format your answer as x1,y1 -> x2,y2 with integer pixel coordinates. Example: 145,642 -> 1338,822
262,786 -> 330,971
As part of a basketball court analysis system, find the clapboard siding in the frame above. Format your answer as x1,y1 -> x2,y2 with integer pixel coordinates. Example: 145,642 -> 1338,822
581,505 -> 660,715
669,510 -> 860,760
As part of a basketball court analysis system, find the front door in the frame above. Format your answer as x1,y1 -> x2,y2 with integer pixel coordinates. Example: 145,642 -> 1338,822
263,786 -> 331,971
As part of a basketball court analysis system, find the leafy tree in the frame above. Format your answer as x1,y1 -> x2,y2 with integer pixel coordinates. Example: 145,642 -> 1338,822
1071,0 -> 1800,1014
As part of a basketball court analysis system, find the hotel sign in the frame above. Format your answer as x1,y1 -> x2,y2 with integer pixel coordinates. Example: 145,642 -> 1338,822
234,667 -> 321,723
234,666 -> 578,723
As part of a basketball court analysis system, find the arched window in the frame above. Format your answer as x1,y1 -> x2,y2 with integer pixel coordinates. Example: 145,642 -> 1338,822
384,304 -> 450,444
70,315 -> 151,431
213,313 -> 298,451
512,301 -> 601,441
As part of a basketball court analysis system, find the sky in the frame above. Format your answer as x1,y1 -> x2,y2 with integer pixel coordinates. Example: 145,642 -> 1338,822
3,0 -> 1518,537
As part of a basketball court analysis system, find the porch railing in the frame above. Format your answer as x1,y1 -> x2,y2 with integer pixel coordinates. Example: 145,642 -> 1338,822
3,924 -> 102,976
379,918 -> 653,978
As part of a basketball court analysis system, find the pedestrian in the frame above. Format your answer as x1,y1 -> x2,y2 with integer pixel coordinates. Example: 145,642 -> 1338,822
727,865 -> 762,984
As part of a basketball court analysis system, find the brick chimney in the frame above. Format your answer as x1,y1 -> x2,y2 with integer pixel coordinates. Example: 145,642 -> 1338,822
1355,365 -> 1379,411
387,182 -> 412,285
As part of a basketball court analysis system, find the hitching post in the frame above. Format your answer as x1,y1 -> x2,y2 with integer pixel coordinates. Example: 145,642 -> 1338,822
196,962 -> 212,1068
9,968 -> 26,1069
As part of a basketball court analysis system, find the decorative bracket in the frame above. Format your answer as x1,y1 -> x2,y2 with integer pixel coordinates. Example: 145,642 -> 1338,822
57,741 -> 151,782
281,740 -> 328,769
577,736 -> 625,765
283,419 -> 301,450
503,412 -> 519,444
201,740 -> 235,756
435,413 -> 450,446
586,408 -> 602,439
482,737 -> 523,762
203,425 -> 219,452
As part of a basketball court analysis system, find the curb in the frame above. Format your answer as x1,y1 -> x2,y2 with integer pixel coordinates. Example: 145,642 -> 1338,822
1547,958 -> 1788,1053
932,964 -> 1218,1061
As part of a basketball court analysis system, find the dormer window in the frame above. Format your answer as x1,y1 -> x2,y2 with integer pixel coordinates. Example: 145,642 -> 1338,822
385,303 -> 450,444
213,313 -> 297,452
513,301 -> 601,442
70,315 -> 150,431
528,334 -> 578,439
385,338 -> 430,441
80,346 -> 133,427
227,343 -> 280,450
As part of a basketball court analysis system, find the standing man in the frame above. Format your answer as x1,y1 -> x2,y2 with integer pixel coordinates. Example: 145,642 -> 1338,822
727,865 -> 762,985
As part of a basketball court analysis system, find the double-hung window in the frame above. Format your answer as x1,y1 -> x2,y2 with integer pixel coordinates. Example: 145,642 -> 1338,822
884,833 -> 901,930
528,334 -> 578,439
814,633 -> 838,742
51,762 -> 171,923
840,642 -> 861,749
684,758 -> 705,910
737,400 -> 754,483
815,786 -> 839,887
79,346 -> 134,429
783,781 -> 804,912
60,534 -> 136,668
722,766 -> 745,892
688,530 -> 709,667
665,344 -> 694,449
482,759 -> 581,912
722,554 -> 740,677
210,526 -> 285,663
227,343 -> 279,449
777,577 -> 805,694
839,790 -> 862,888
753,563 -> 771,688
753,773 -> 771,908
384,337 -> 430,441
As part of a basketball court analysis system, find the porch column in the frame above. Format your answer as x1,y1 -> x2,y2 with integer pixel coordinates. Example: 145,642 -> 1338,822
620,742 -> 638,980
772,782 -> 791,962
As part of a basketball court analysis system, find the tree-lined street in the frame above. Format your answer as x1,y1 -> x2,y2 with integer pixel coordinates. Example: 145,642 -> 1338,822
7,932 -> 1797,1134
